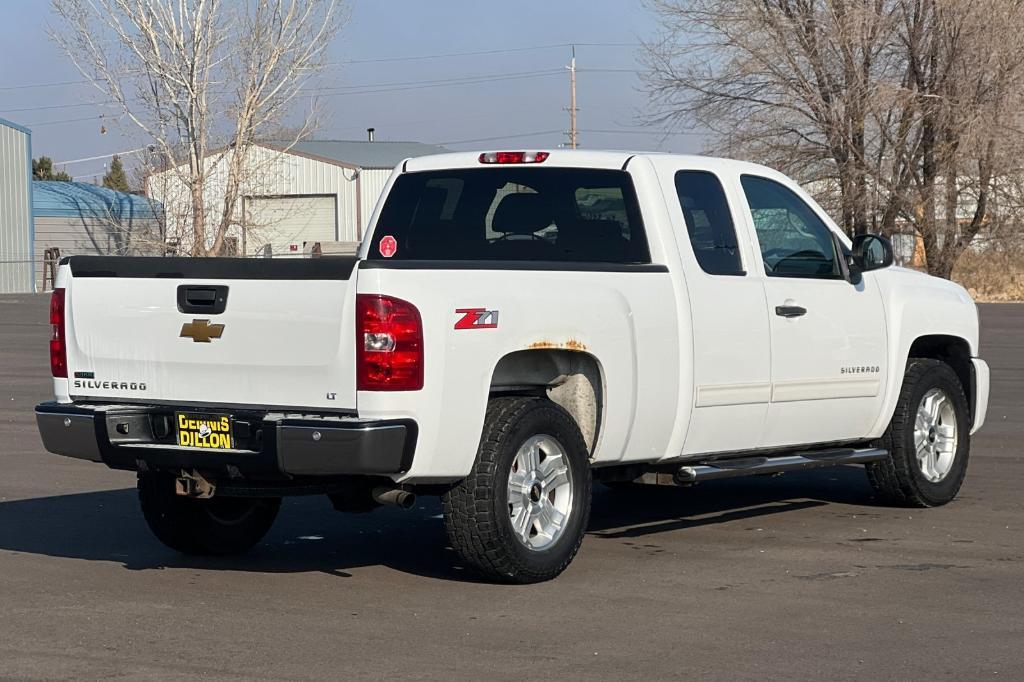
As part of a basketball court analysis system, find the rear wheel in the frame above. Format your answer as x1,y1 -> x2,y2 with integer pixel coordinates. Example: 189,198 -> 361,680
138,473 -> 281,555
866,358 -> 970,507
442,397 -> 592,583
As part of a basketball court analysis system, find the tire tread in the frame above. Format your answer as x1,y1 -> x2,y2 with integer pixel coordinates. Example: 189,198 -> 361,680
866,358 -> 969,507
442,397 -> 591,583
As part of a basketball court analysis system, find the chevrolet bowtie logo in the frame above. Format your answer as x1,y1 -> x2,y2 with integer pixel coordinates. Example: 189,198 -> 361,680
180,319 -> 225,343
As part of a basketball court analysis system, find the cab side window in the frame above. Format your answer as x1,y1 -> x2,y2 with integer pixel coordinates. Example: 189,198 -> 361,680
675,170 -> 744,276
740,175 -> 840,278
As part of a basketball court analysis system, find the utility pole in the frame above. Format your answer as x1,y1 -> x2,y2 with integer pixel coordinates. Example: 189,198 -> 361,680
566,44 -> 578,149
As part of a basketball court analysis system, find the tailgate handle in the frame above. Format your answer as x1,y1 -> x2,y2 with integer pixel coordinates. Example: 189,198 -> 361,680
177,285 -> 229,315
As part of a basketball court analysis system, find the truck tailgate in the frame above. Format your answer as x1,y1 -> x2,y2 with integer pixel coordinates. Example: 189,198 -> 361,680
62,257 -> 357,411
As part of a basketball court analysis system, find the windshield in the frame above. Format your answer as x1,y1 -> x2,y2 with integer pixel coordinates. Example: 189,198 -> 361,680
368,167 -> 650,263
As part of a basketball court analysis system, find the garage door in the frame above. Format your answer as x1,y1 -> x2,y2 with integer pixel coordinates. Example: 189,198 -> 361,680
245,195 -> 337,256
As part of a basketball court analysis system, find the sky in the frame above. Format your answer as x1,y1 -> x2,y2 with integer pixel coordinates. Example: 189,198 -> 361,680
0,0 -> 705,183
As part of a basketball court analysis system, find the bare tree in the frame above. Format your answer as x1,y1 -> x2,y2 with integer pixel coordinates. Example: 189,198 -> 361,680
893,0 -> 1024,278
643,0 -> 1024,278
643,0 -> 904,236
51,0 -> 347,256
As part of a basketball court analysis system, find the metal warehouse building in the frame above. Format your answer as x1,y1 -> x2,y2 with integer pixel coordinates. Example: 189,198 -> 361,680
146,139 -> 448,256
0,117 -> 33,294
33,182 -> 164,291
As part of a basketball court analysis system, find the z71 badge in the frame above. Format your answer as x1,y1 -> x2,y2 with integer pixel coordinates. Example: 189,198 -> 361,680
454,308 -> 499,330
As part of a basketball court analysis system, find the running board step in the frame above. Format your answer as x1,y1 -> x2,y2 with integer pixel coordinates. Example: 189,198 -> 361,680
673,447 -> 888,485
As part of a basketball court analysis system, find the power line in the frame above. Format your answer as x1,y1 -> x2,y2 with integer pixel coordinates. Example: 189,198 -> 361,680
314,70 -> 565,98
287,66 -> 633,94
312,69 -> 564,95
436,128 -> 702,146
333,42 -> 637,66
322,111 -> 498,136
2,100 -> 120,115
26,114 -> 112,127
0,78 -> 93,92
580,128 -> 702,136
3,68 -> 568,117
435,130 -> 564,145
0,43 -> 639,91
56,148 -> 145,166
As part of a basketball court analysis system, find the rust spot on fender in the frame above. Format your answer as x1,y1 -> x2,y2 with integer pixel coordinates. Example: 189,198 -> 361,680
526,339 -> 588,351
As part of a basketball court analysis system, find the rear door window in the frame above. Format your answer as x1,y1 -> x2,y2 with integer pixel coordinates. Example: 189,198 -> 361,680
674,171 -> 744,276
369,168 -> 650,263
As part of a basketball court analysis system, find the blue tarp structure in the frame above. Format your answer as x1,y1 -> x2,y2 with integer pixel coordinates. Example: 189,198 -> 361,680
33,181 -> 162,222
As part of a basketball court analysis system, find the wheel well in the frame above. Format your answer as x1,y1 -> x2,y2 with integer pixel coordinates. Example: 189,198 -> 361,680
489,350 -> 603,455
908,335 -> 973,416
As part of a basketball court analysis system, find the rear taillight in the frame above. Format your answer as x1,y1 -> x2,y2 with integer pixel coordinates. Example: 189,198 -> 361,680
50,288 -> 67,378
356,294 -> 423,391
478,151 -> 549,164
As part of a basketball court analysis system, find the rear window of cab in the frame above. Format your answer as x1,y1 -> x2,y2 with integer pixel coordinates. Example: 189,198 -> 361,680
368,168 -> 651,263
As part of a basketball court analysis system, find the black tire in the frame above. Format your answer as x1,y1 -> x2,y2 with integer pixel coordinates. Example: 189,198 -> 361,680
138,473 -> 281,555
866,358 -> 971,507
442,397 -> 592,584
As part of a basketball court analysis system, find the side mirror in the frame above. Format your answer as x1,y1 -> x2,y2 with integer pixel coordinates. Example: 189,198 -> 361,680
851,234 -> 894,272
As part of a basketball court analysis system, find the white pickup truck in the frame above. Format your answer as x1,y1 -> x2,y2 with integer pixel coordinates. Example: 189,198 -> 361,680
36,150 -> 990,583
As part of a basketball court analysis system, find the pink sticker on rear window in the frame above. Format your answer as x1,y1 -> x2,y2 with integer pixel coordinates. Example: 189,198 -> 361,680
379,235 -> 397,258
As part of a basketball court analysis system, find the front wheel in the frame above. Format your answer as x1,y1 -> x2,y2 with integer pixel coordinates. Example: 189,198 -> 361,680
866,358 -> 971,507
138,473 -> 281,555
442,397 -> 592,583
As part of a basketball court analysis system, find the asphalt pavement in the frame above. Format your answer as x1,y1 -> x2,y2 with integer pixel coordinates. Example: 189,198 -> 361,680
0,294 -> 1021,680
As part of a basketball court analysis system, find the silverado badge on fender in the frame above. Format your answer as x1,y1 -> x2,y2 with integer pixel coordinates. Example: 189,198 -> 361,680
180,319 -> 225,343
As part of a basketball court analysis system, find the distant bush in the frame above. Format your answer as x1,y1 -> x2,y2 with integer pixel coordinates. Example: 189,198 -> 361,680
952,250 -> 1024,302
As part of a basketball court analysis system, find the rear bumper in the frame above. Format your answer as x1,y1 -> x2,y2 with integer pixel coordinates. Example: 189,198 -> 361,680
35,401 -> 416,478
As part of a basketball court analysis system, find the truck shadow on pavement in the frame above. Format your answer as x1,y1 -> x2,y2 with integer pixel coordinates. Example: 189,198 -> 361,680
0,466 -> 879,582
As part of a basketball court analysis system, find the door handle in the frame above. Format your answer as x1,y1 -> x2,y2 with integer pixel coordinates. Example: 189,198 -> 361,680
775,305 -> 807,318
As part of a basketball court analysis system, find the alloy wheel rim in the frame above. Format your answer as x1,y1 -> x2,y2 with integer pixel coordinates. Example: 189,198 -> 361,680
507,434 -> 574,551
913,387 -> 958,483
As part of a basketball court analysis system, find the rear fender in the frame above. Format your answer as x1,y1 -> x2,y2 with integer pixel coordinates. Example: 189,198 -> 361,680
355,265 -> 680,481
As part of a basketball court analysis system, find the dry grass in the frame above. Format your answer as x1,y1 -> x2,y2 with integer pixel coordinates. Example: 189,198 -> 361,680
951,250 -> 1024,302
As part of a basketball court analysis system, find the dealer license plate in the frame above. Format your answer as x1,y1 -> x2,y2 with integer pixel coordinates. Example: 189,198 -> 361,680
175,412 -> 234,449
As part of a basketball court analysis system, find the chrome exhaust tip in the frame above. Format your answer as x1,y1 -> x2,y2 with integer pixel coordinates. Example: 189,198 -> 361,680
371,487 -> 416,510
